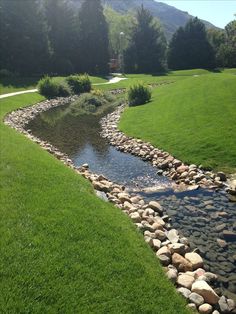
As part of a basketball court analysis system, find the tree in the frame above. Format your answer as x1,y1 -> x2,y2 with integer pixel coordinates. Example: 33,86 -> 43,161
220,20 -> 236,67
44,0 -> 77,75
207,19 -> 236,68
168,17 -> 215,70
207,28 -> 226,67
77,0 -> 109,74
0,0 -> 50,75
104,6 -> 135,58
124,5 -> 167,73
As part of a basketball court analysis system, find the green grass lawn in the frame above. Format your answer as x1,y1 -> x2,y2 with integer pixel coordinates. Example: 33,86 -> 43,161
119,72 -> 236,173
0,94 -> 190,313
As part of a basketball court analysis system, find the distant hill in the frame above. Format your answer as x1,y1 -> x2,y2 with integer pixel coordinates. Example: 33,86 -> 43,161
71,0 -> 218,40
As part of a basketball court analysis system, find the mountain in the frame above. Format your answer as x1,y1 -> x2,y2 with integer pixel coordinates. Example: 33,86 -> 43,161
71,0 -> 217,40
103,0 -> 217,40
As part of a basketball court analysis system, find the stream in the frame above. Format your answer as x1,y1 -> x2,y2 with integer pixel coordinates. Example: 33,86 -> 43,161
27,104 -> 236,301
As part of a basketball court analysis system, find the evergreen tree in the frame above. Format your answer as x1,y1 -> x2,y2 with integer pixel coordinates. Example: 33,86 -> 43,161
168,17 -> 215,70
77,0 -> 109,74
44,0 -> 77,74
0,0 -> 50,75
124,5 -> 167,73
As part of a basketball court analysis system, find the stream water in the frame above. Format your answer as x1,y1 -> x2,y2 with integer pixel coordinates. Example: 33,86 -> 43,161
28,104 -> 236,301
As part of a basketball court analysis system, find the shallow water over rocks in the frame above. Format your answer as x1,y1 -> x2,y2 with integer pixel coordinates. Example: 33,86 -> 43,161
28,104 -> 236,301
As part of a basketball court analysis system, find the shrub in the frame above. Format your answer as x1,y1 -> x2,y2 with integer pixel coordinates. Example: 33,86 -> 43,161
68,91 -> 119,116
57,81 -> 72,97
38,76 -> 71,98
38,76 -> 59,98
66,74 -> 91,94
128,83 -> 151,106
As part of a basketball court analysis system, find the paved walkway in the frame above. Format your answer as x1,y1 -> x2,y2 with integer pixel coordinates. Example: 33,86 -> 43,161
0,77 -> 128,99
0,89 -> 38,99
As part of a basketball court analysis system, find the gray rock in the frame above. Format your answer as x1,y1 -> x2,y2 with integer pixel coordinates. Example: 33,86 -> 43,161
217,172 -> 227,181
152,239 -> 161,251
95,190 -> 108,202
189,292 -> 204,306
223,230 -> 236,241
155,230 -> 167,241
158,254 -> 170,266
228,299 -> 236,311
148,201 -> 163,214
216,238 -> 228,248
219,296 -> 230,313
129,212 -> 141,223
177,287 -> 191,299
169,243 -> 186,256
166,268 -> 177,283
187,303 -> 197,310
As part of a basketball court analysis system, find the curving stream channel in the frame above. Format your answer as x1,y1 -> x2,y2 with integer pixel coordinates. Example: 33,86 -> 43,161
27,104 -> 236,301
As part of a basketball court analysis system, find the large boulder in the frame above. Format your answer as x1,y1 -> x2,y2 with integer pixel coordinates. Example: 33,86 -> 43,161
191,280 -> 219,304
172,253 -> 193,272
185,252 -> 203,270
177,273 -> 195,289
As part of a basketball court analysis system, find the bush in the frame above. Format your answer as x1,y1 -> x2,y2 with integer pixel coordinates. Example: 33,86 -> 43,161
38,76 -> 71,98
128,83 -> 151,106
66,74 -> 91,94
57,81 -> 72,97
68,91 -> 118,116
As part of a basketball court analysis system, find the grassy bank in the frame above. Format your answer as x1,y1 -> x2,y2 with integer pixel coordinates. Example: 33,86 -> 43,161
0,93 -> 190,312
119,72 -> 236,173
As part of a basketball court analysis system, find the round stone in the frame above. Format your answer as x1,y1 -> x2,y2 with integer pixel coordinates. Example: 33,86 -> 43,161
198,303 -> 213,314
189,292 -> 204,306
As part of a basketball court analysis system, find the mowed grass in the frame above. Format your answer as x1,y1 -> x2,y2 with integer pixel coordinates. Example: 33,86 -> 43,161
0,94 -> 190,313
119,72 -> 236,173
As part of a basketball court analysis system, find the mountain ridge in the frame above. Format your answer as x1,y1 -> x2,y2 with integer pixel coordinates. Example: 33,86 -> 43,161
102,0 -> 218,40
71,0 -> 217,40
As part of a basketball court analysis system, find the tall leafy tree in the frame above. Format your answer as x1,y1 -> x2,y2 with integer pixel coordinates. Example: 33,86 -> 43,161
124,5 -> 167,73
218,20 -> 236,67
44,0 -> 77,74
168,17 -> 215,70
77,0 -> 109,74
0,0 -> 50,75
104,6 -> 135,58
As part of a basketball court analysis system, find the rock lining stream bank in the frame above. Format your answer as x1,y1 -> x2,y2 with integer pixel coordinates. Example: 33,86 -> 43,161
4,97 -> 236,313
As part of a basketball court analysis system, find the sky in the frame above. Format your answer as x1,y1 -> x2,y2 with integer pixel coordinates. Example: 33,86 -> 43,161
157,1 -> 236,28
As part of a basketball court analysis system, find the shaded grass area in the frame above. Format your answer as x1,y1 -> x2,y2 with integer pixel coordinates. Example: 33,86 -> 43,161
0,76 -> 108,95
0,94 -> 190,312
119,72 -> 236,173
0,77 -> 39,94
